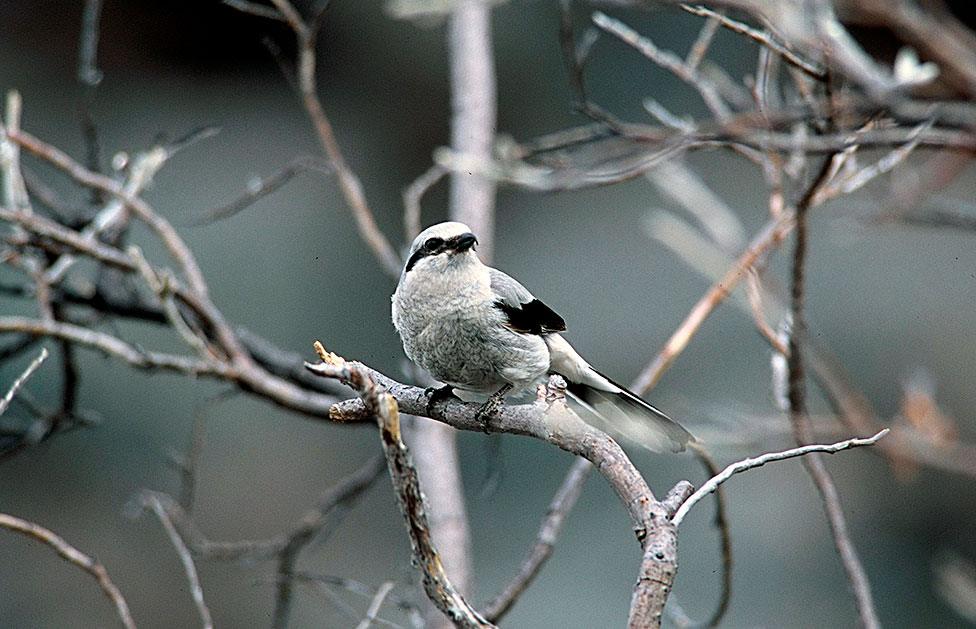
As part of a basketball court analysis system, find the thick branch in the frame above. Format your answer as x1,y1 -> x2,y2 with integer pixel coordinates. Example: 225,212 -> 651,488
308,352 -> 495,628
323,362 -> 658,538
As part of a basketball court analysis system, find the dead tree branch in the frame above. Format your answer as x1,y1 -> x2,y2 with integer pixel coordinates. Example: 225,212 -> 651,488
230,0 -> 401,277
0,347 -> 48,417
0,513 -> 136,629
307,346 -> 496,628
142,493 -> 214,629
482,456 -> 591,623
787,160 -> 880,629
673,429 -> 889,526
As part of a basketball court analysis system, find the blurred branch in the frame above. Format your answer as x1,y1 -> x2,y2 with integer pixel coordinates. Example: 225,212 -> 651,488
403,164 -> 447,245
0,347 -> 48,417
633,209 -> 795,395
482,457 -> 591,623
0,512 -> 135,629
269,454 -> 386,629
77,0 -> 104,183
593,11 -> 731,119
787,159 -> 880,629
223,0 -> 287,21
142,493 -> 214,629
356,581 -> 396,629
867,207 -> 976,233
934,553 -> 976,624
229,0 -> 402,277
673,429 -> 888,526
679,4 -> 824,78
146,454 -> 384,627
190,155 -> 332,225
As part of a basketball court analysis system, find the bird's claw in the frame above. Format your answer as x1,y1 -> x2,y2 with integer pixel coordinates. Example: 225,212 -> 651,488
475,384 -> 513,434
425,385 -> 457,417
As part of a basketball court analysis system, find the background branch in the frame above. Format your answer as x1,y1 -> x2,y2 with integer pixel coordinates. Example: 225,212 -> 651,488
0,513 -> 135,629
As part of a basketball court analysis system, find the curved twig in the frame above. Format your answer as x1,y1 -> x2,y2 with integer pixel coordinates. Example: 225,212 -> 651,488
0,513 -> 136,628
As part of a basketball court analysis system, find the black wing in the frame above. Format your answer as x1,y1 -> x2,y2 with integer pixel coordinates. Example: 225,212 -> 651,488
495,298 -> 566,335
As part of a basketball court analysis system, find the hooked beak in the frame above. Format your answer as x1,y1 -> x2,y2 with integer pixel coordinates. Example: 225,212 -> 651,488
451,233 -> 478,254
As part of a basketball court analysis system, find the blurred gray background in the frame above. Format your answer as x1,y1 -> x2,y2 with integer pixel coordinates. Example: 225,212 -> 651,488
1,1 -> 975,627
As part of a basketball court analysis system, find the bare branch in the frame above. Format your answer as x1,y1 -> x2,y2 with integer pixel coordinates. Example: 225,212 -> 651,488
447,0 -> 498,260
684,9 -> 721,71
628,482 -> 690,629
482,457 -> 591,622
0,347 -> 48,417
143,493 -> 213,629
233,0 -> 402,277
673,429 -> 889,526
788,159 -> 880,629
190,155 -> 332,225
320,363 -> 658,538
222,0 -> 286,21
0,512 -> 136,629
403,164 -> 447,245
0,316 -> 231,377
307,349 -> 495,628
633,209 -> 795,395
355,581 -> 397,629
271,454 -> 386,628
679,4 -> 824,78
592,11 -> 730,119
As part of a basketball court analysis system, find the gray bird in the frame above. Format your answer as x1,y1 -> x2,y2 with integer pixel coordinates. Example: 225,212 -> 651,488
392,221 -> 693,452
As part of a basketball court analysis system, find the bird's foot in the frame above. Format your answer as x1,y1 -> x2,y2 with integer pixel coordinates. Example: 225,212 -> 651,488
425,384 -> 457,417
475,384 -> 513,433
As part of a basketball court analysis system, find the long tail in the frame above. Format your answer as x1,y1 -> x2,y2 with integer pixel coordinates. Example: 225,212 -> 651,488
545,335 -> 695,453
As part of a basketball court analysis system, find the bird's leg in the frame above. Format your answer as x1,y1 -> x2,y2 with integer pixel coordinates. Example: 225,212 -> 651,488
425,384 -> 457,417
475,384 -> 513,433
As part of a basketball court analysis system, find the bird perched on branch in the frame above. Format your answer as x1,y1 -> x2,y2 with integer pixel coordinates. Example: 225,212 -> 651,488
392,221 -> 693,453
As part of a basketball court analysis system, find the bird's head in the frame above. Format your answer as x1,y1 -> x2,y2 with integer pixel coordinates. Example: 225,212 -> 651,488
402,221 -> 480,277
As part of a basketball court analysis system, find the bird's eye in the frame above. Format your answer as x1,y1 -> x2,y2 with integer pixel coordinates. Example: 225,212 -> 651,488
424,237 -> 444,252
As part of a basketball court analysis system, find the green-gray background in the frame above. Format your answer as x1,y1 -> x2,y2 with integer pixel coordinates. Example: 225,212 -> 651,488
2,1 -> 975,627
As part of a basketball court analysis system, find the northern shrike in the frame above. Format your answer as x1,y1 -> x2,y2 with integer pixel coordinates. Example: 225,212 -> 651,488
392,221 -> 693,452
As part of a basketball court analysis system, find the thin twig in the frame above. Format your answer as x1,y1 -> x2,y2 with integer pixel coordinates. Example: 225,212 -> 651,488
633,209 -> 795,395
482,457 -> 591,622
0,347 -> 49,417
685,10 -> 721,71
222,0 -> 286,21
238,0 -> 401,277
673,429 -> 889,526
190,155 -> 331,225
687,444 -> 733,628
593,11 -> 730,119
77,0 -> 104,182
271,454 -> 386,629
291,572 -> 420,626
679,4 -> 824,78
0,513 -> 136,629
143,493 -> 214,629
355,581 -> 397,629
0,316 -> 232,378
402,164 -> 447,245
788,159 -> 881,629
